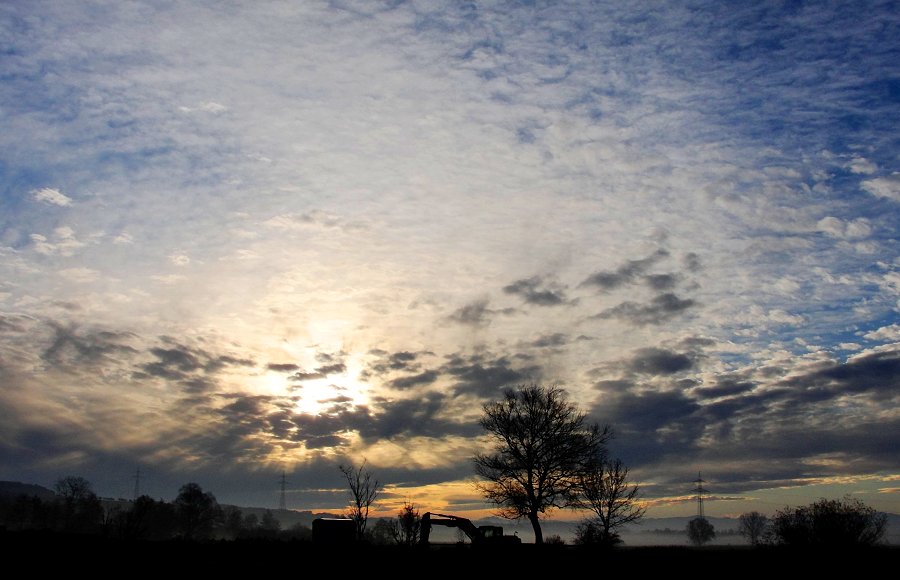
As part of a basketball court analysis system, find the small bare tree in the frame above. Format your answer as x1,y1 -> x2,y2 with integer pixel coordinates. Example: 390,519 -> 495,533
390,501 -> 421,546
339,459 -> 380,540
576,458 -> 645,545
738,511 -> 769,546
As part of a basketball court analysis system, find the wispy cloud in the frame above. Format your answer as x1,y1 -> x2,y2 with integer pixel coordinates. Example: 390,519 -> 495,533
31,188 -> 72,207
862,173 -> 900,202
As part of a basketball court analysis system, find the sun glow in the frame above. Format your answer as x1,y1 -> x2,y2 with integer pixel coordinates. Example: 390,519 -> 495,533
292,375 -> 366,415
258,352 -> 370,416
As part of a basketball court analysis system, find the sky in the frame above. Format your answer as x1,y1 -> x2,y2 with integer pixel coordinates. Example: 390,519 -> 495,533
1,0 -> 898,520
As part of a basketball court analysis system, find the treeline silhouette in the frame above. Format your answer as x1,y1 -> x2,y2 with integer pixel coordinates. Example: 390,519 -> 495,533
0,477 -> 310,542
1,475 -> 896,576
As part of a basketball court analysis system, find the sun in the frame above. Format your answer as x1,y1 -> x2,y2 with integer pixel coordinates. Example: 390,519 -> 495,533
292,373 -> 367,415
256,353 -> 370,416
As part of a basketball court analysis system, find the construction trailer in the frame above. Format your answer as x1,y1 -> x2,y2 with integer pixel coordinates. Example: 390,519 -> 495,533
312,517 -> 356,544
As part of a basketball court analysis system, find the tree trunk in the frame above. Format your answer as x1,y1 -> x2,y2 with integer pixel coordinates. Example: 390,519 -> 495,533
529,511 -> 543,544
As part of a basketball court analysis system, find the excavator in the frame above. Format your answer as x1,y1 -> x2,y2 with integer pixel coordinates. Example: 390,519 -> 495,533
420,512 -> 521,546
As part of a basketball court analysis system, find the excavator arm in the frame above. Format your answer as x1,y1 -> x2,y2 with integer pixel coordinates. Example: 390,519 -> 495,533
420,512 -> 482,545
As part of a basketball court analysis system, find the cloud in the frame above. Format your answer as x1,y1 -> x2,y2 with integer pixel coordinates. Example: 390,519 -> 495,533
595,293 -> 696,326
314,363 -> 346,376
0,314 -> 27,333
140,346 -> 203,380
594,384 -> 703,462
864,323 -> 900,342
136,341 -> 254,384
677,336 -> 717,350
693,375 -> 756,399
446,299 -> 515,326
581,249 -> 670,291
502,276 -> 570,306
31,187 -> 72,206
816,217 -> 872,239
861,173 -> 900,202
683,253 -> 702,272
627,347 -> 694,375
267,363 -> 300,372
290,371 -> 326,381
362,350 -> 433,378
358,393 -> 478,440
30,227 -> 86,256
42,324 -> 138,368
179,101 -> 228,114
846,156 -> 877,175
207,389 -> 475,453
590,346 -> 900,482
644,274 -> 679,291
389,370 -> 439,390
777,347 -> 900,401
443,352 -> 541,398
169,253 -> 191,266
264,210 -> 349,231
836,342 -> 860,351
528,333 -> 569,348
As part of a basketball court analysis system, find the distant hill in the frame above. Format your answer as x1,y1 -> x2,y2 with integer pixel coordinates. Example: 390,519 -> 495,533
0,481 -> 56,501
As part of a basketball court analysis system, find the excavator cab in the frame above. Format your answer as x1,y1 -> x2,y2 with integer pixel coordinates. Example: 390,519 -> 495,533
478,525 -> 504,539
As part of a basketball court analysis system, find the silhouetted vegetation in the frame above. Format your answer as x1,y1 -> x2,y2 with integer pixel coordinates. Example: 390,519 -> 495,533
113,495 -> 177,540
389,501 -> 421,546
55,476 -> 103,534
574,521 -> 619,546
738,511 -> 769,546
174,482 -> 222,540
0,477 -> 312,543
339,459 -> 381,540
368,517 -> 395,545
687,517 -> 715,546
544,533 -> 566,545
575,457 -> 645,546
474,383 -> 610,544
770,497 -> 886,547
0,480 -> 894,564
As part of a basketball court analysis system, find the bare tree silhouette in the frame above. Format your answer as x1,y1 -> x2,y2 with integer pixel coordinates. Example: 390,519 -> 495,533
340,459 -> 380,540
474,383 -> 610,544
738,511 -> 769,546
576,457 -> 645,545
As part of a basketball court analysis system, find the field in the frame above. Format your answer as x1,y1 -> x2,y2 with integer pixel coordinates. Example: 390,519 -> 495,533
4,529 -> 897,574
